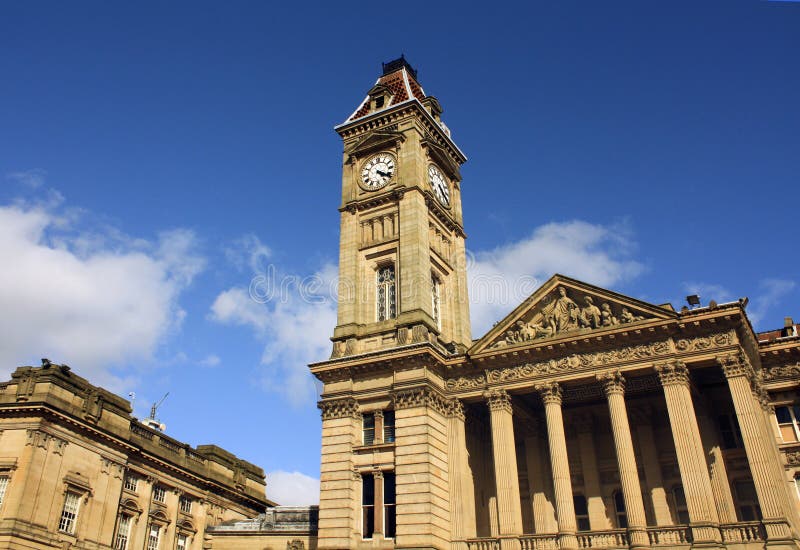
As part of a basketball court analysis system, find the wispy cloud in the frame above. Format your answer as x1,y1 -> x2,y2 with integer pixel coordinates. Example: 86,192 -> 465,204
748,278 -> 796,328
266,470 -> 320,505
7,168 -> 47,189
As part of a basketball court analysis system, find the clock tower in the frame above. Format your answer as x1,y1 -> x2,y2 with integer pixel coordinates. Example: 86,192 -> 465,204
331,56 -> 471,359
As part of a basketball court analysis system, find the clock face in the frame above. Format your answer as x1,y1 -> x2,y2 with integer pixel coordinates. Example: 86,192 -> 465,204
360,153 -> 395,190
428,165 -> 450,206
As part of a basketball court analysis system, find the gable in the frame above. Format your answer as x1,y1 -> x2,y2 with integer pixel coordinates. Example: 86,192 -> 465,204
470,274 -> 677,355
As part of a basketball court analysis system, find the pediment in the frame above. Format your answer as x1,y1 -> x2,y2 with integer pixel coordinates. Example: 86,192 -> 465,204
423,138 -> 461,180
470,274 -> 677,354
346,130 -> 405,158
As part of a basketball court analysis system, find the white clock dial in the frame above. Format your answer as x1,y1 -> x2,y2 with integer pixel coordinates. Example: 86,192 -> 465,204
428,165 -> 450,206
360,153 -> 395,190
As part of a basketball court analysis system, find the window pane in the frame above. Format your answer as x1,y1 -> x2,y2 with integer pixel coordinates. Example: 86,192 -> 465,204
0,476 -> 9,507
776,406 -> 792,424
59,492 -> 81,534
384,473 -> 396,505
573,495 -> 588,515
385,504 -> 396,538
383,410 -> 395,443
673,486 -> 686,507
362,475 -> 374,505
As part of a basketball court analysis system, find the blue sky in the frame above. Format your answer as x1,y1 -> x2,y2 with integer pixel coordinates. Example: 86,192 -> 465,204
1,1 -> 798,505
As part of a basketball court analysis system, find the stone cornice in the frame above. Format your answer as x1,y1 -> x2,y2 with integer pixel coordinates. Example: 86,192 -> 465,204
391,387 -> 451,416
318,398 -> 359,420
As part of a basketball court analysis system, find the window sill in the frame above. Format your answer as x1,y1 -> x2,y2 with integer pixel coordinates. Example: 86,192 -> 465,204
353,442 -> 395,453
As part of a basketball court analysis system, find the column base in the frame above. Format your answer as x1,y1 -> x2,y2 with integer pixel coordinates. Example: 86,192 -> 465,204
689,522 -> 722,549
498,537 -> 522,550
628,527 -> 650,548
558,532 -> 577,550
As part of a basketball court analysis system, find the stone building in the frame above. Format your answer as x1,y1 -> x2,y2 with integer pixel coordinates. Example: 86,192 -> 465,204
0,361 -> 271,550
308,57 -> 800,550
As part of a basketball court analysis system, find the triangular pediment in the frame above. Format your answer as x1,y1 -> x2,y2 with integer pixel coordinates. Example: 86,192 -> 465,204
346,130 -> 405,159
470,274 -> 678,355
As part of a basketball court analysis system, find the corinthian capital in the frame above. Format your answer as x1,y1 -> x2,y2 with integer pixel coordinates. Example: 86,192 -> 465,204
716,352 -> 753,380
535,382 -> 562,405
655,361 -> 689,387
484,389 -> 512,413
597,370 -> 625,396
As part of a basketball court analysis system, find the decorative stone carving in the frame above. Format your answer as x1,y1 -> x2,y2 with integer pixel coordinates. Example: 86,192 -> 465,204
785,451 -> 800,467
392,387 -> 450,416
449,399 -> 465,420
763,362 -> 800,381
318,398 -> 359,420
484,389 -> 512,413
82,388 -> 104,423
674,331 -> 734,352
287,540 -> 305,550
489,285 -> 651,348
445,373 -> 486,391
535,382 -> 562,405
598,370 -> 626,396
716,352 -> 753,380
655,361 -> 690,386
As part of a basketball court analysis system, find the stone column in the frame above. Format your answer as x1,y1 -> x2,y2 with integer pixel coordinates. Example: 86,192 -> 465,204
655,361 -> 720,545
448,399 -> 477,549
718,353 -> 797,544
486,389 -> 523,550
374,409 -> 384,444
373,470 -> 384,537
629,407 -> 672,526
536,382 -> 577,550
524,422 -> 558,534
573,413 -> 610,530
598,371 -> 649,548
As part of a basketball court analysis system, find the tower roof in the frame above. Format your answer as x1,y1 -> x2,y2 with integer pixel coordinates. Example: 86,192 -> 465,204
346,56 -> 427,122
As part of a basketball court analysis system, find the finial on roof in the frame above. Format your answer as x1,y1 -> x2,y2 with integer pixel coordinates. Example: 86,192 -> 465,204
382,55 -> 417,79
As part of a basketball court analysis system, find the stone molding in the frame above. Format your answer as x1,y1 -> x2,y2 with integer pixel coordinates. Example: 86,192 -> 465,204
655,361 -> 690,387
484,389 -> 512,413
392,387 -> 450,416
535,382 -> 563,405
597,370 -> 625,396
318,398 -> 359,420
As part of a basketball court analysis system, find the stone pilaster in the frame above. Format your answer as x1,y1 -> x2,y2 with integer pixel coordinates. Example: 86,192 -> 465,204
573,413 -> 609,530
536,382 -> 577,550
629,406 -> 672,526
485,389 -> 523,550
373,470 -> 384,537
718,354 -> 798,546
598,371 -> 649,548
655,362 -> 721,546
448,399 -> 476,549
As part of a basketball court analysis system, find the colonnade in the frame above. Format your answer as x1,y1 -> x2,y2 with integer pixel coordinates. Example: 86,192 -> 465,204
448,354 -> 798,549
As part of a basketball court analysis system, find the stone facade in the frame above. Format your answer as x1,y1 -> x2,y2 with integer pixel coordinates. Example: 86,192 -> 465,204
0,361 -> 270,550
309,58 -> 800,550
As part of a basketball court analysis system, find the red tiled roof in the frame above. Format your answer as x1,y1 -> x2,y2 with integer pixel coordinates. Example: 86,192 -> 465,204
347,67 -> 427,122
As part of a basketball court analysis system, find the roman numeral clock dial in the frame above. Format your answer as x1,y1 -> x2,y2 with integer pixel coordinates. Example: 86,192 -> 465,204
428,164 -> 450,206
361,153 -> 395,190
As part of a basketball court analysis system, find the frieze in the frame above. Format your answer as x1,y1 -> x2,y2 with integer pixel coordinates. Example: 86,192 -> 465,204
445,373 -> 486,392
675,331 -> 734,353
785,451 -> 800,467
318,398 -> 359,420
763,363 -> 800,382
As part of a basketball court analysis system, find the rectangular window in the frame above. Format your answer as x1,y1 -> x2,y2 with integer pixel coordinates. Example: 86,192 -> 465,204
672,486 -> 690,524
377,265 -> 396,322
717,414 -> 744,449
374,96 -> 385,109
124,475 -> 139,492
176,534 -> 188,550
383,410 -> 395,443
362,474 -> 375,539
384,472 -> 396,538
574,495 -> 590,531
775,405 -> 800,443
734,480 -> 762,521
0,476 -> 9,508
152,485 -> 166,503
115,515 -> 131,550
613,490 -> 628,529
59,491 -> 81,534
363,413 -> 375,446
146,524 -> 160,550
179,495 -> 193,514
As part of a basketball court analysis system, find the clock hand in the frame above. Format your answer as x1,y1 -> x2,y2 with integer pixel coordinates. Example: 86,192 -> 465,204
376,170 -> 390,177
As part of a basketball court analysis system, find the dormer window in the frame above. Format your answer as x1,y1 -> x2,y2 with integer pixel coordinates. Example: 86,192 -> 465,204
374,96 -> 384,109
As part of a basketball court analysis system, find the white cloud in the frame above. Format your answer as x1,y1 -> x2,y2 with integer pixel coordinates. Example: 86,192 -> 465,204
468,220 -> 645,335
748,278 -> 796,328
199,354 -> 221,367
266,470 -> 320,506
0,200 -> 205,388
7,168 -> 47,189
209,238 -> 335,406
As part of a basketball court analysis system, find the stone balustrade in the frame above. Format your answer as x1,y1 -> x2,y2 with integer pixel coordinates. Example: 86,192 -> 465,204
720,522 -> 767,543
576,529 -> 629,548
646,526 -> 691,545
520,534 -> 559,550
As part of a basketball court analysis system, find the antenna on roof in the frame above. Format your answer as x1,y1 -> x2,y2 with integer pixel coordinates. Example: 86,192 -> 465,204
141,392 -> 169,432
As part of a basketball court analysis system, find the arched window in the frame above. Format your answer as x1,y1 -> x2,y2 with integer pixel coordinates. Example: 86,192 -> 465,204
377,265 -> 396,321
613,490 -> 628,528
431,274 -> 441,330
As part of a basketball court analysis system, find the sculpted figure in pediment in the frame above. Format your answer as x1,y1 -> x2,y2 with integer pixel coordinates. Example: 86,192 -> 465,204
579,296 -> 602,329
601,302 -> 618,326
547,286 -> 580,332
